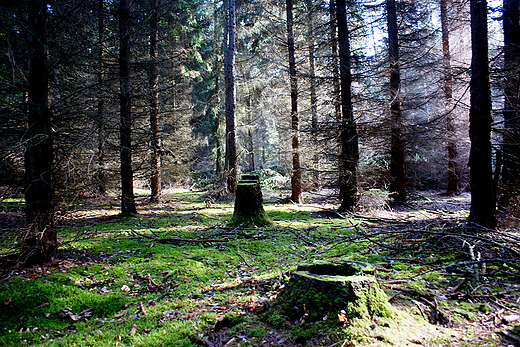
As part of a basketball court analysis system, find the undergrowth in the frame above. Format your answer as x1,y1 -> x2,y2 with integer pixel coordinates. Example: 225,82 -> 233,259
0,189 -> 518,346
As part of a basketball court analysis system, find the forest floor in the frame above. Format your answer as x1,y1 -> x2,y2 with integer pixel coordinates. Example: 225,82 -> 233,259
0,188 -> 519,346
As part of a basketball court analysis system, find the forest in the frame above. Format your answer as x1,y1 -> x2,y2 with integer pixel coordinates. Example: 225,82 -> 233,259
1,0 -> 520,346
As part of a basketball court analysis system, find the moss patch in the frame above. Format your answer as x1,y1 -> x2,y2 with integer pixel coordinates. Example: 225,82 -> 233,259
228,208 -> 273,228
268,261 -> 394,324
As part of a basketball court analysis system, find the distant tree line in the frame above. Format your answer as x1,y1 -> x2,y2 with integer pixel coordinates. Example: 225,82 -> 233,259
0,0 -> 518,263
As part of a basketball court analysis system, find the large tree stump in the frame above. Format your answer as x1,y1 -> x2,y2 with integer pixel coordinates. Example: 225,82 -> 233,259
268,261 -> 393,324
228,175 -> 273,227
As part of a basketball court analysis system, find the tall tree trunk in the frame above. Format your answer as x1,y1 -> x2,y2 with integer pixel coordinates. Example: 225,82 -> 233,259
440,0 -> 459,193
336,0 -> 359,212
246,94 -> 255,172
386,0 -> 406,202
224,0 -> 237,194
500,0 -> 520,210
96,0 -> 107,196
307,0 -> 318,132
286,0 -> 304,204
118,0 -> 137,215
22,0 -> 57,264
330,0 -> 342,126
215,79 -> 223,177
307,0 -> 320,188
149,0 -> 162,204
212,5 -> 223,178
468,0 -> 496,229
330,0 -> 343,197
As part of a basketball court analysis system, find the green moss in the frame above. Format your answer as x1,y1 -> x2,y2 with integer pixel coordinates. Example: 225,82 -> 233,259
0,197 -> 25,209
264,312 -> 288,328
452,301 -> 491,321
0,189 -> 493,346
291,322 -> 323,341
477,303 -> 491,313
267,262 -> 394,325
511,325 -> 520,335
228,209 -> 273,228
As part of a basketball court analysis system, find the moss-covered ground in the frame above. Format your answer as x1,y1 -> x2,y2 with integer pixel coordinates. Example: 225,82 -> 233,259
0,189 -> 519,346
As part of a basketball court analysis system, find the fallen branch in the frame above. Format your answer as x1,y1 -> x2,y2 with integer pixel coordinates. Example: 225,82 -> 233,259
129,229 -> 228,244
148,285 -> 172,305
156,237 -> 228,244
498,330 -> 520,345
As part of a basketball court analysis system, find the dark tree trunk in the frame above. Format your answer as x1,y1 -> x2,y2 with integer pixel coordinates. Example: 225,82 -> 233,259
286,0 -> 304,204
329,0 -> 343,198
246,94 -> 255,172
224,0 -> 237,194
440,0 -> 459,193
119,0 -> 137,215
307,0 -> 320,188
336,0 -> 359,212
307,0 -> 318,132
149,0 -> 162,204
22,0 -> 57,264
329,0 -> 342,126
468,0 -> 496,229
211,4 -> 223,178
500,0 -> 520,210
96,0 -> 107,196
215,93 -> 224,177
386,0 -> 406,203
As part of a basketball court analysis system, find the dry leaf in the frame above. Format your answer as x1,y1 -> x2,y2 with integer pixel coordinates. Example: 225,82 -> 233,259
502,315 -> 520,324
224,337 -> 237,347
162,309 -> 177,320
114,311 -> 126,318
129,323 -> 138,336
139,302 -> 146,315
337,310 -> 350,327
100,286 -> 112,293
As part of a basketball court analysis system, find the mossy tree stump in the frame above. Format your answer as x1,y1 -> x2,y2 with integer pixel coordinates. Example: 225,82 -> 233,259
228,175 -> 273,227
270,261 -> 393,323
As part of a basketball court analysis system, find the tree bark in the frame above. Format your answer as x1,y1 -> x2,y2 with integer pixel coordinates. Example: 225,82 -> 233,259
149,0 -> 162,204
119,0 -> 137,215
329,0 -> 342,127
210,3 -> 223,178
468,0 -> 496,229
22,0 -> 57,264
336,0 -> 359,212
215,88 -> 223,177
500,0 -> 520,210
330,0 -> 343,198
440,0 -> 459,193
329,0 -> 341,124
286,0 -> 304,204
96,0 -> 107,196
386,0 -> 406,203
246,94 -> 255,172
307,0 -> 320,188
224,0 -> 237,194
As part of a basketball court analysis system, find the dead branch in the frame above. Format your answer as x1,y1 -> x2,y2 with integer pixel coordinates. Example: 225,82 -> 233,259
128,229 -> 228,244
156,237 -> 229,244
